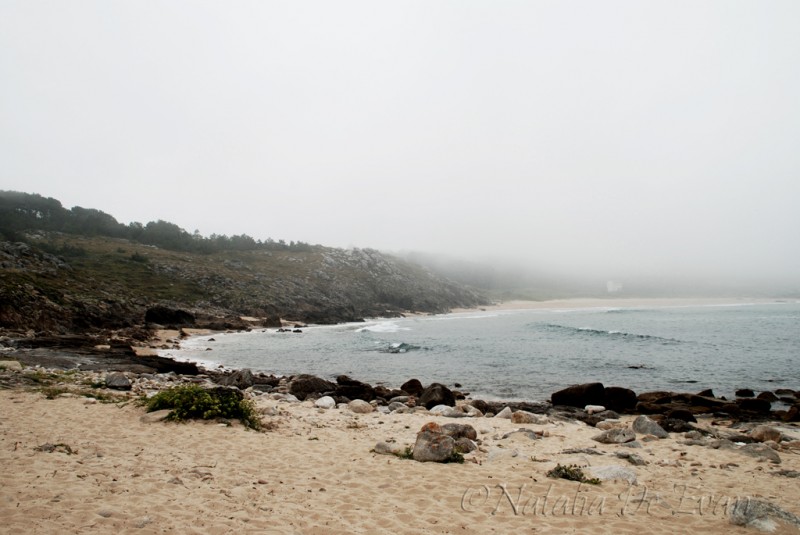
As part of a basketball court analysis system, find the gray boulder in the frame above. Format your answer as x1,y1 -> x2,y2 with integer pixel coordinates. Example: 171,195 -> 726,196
412,430 -> 456,462
729,498 -> 800,531
217,368 -> 255,390
632,415 -> 668,438
418,383 -> 456,409
440,423 -> 478,441
105,372 -> 131,390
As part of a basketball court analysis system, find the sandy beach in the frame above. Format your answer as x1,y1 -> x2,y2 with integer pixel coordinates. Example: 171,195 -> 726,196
451,297 -> 789,314
2,374 -> 799,534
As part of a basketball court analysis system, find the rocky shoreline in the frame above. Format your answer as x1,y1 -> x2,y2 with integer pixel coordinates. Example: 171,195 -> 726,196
3,344 -> 800,533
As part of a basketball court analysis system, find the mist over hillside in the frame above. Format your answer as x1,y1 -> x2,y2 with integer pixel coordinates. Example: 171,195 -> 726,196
0,191 -> 487,334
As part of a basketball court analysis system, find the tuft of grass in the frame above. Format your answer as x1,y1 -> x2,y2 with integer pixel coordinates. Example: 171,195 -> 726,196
145,384 -> 261,430
39,386 -> 70,399
546,464 -> 601,485
445,451 -> 465,464
398,446 -> 414,460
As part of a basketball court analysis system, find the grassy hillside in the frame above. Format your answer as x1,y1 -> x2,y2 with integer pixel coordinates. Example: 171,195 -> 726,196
0,231 -> 486,334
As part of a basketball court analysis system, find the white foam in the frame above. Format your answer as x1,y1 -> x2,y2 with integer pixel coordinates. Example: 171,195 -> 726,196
354,321 -> 411,333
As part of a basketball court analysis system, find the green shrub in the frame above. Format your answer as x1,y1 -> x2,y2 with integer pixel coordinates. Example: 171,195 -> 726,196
145,384 -> 260,430
546,464 -> 601,485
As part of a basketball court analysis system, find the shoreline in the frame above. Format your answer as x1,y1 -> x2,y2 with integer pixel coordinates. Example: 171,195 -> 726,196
1,367 -> 799,533
153,296 -> 797,402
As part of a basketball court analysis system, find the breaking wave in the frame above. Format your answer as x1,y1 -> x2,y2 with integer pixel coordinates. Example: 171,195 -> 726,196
535,323 -> 683,345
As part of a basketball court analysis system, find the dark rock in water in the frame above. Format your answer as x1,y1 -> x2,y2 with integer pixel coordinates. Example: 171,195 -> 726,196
551,382 -> 605,408
665,409 -> 697,422
217,368 -> 255,390
774,388 -> 797,398
632,415 -> 668,438
335,375 -> 375,402
401,378 -> 424,396
729,497 -> 800,530
756,391 -> 779,402
263,316 -> 282,328
288,374 -> 336,401
418,383 -> 455,409
736,388 -> 755,398
105,372 -> 131,390
440,423 -> 478,441
697,389 -> 715,398
604,386 -> 637,412
736,397 -> 772,414
145,306 -> 195,326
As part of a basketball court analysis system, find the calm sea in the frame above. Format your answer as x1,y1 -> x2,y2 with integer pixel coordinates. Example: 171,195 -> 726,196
168,301 -> 800,402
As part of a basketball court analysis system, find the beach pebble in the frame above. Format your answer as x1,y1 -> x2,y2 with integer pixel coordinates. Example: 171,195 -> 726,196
589,465 -> 638,485
461,405 -> 484,418
314,396 -> 336,409
140,409 -> 172,423
388,402 -> 408,412
750,425 -> 782,443
585,405 -> 606,414
373,441 -> 404,456
592,428 -> 636,444
348,399 -> 374,414
0,360 -> 22,371
494,407 -> 513,419
486,447 -> 520,463
595,419 -> 623,430
511,410 -> 548,425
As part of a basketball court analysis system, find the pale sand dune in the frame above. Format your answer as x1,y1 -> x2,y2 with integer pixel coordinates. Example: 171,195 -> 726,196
2,390 -> 799,534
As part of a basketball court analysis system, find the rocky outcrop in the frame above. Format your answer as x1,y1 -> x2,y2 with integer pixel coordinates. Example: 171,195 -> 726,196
551,382 -> 605,408
418,383 -> 455,409
335,375 -> 375,402
288,374 -> 336,401
144,306 -> 195,326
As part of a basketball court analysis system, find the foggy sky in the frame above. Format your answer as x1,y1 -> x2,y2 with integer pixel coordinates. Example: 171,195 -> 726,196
2,1 -> 799,287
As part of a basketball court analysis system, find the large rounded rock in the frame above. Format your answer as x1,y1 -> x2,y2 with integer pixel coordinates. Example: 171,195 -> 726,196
335,375 -> 375,401
105,372 -> 132,391
401,378 -> 424,396
412,431 -> 456,462
632,415 -> 668,438
217,368 -> 255,390
603,386 -> 637,412
440,423 -> 478,441
418,383 -> 455,409
289,374 -> 336,401
551,383 -> 605,408
348,399 -> 374,414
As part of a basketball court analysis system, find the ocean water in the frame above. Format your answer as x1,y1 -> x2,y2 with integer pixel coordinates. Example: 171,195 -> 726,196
168,301 -> 800,402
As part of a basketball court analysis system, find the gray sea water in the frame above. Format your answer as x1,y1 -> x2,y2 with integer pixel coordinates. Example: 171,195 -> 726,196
168,301 -> 800,402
